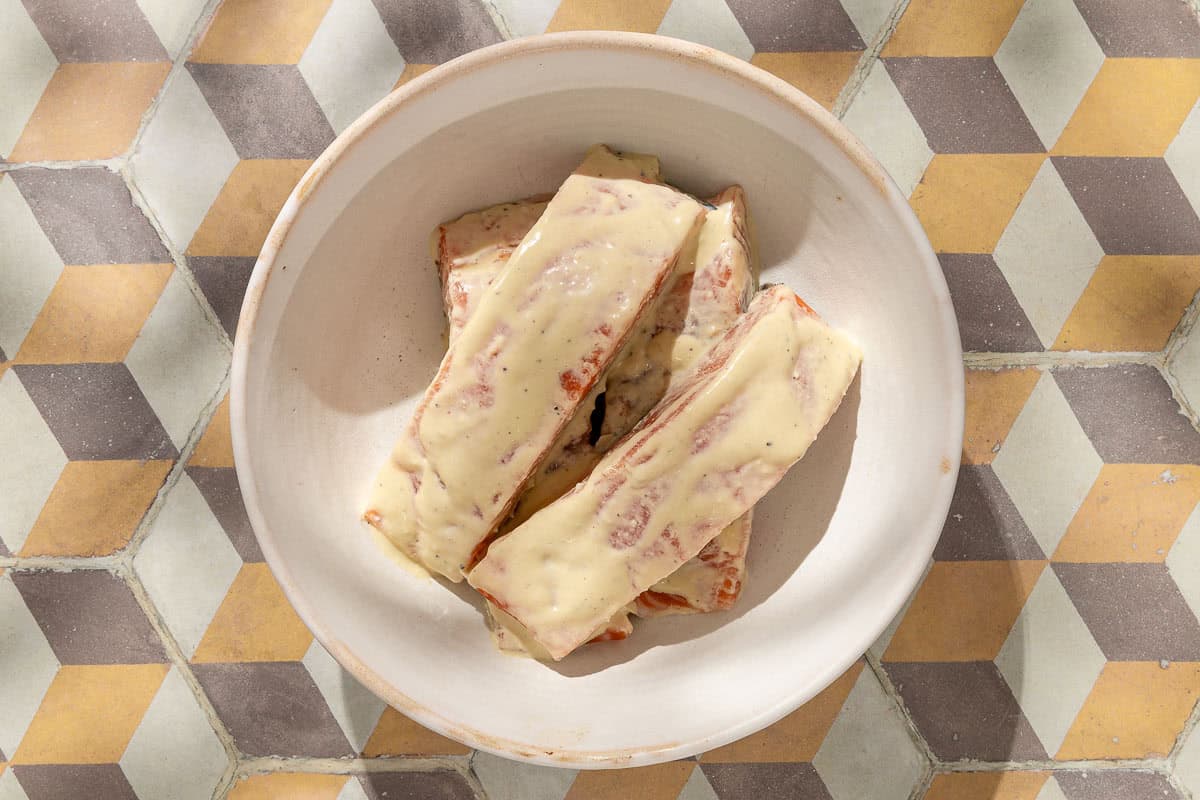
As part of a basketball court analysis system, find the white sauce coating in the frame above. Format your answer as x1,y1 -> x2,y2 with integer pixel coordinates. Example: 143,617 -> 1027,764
433,179 -> 758,640
365,155 -> 705,581
468,286 -> 862,659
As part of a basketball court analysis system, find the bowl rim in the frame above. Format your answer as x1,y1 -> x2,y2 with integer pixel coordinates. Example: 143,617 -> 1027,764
230,30 -> 963,769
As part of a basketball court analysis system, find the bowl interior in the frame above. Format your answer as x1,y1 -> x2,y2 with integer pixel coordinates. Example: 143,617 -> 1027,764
234,35 -> 962,768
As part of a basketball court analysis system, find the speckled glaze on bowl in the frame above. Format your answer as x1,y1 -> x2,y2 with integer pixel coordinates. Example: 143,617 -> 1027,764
230,32 -> 962,769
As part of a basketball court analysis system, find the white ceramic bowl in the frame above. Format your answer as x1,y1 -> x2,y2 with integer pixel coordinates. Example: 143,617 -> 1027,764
231,32 -> 962,769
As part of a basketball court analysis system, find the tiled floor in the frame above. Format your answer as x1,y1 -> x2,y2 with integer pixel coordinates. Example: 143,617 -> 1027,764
1,0 -> 1199,798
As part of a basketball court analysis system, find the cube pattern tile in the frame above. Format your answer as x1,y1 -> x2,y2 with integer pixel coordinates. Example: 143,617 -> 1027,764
1,0 -> 1199,798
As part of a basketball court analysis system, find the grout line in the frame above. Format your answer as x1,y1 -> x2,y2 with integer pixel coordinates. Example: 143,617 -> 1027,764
833,0 -> 910,118
120,0 -> 233,363
963,350 -> 1163,370
863,652 -> 939,771
123,366 -> 231,559
0,158 -> 125,172
121,166 -> 234,354
461,756 -> 490,800
235,755 -> 473,775
117,561 -> 242,794
933,758 -> 1174,772
125,0 -> 224,164
1165,287 -> 1200,366
1160,359 -> 1200,433
478,0 -> 514,40
0,555 -> 124,570
906,769 -> 934,800
1169,688 -> 1200,768
1172,770 -> 1195,800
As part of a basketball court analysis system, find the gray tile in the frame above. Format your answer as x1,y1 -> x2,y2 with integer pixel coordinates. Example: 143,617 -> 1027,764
12,570 -> 167,664
14,764 -> 139,800
14,363 -> 177,461
1053,157 -> 1200,255
187,256 -> 256,338
701,763 -> 832,800
1055,769 -> 1183,800
187,466 -> 262,562
370,0 -> 502,64
186,63 -> 335,160
884,57 -> 1044,154
934,465 -> 1045,561
1073,0 -> 1200,57
725,0 -> 863,52
1053,365 -> 1200,464
883,661 -> 1046,761
940,253 -> 1043,353
192,662 -> 354,757
10,168 -> 170,265
1054,562 -> 1200,662
22,0 -> 168,62
358,771 -> 478,800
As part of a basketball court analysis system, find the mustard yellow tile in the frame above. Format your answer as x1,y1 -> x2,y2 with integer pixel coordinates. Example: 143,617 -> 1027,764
192,563 -> 313,662
925,772 -> 1050,800
1053,256 -> 1200,352
1053,59 -> 1200,157
1056,661 -> 1200,759
702,661 -> 863,762
1054,464 -> 1200,563
564,762 -> 695,800
15,263 -> 173,364
884,0 -> 1025,56
191,0 -> 333,64
190,393 -> 234,468
9,62 -> 171,162
13,664 -> 169,764
228,773 -> 348,800
750,52 -> 860,110
547,0 -> 672,33
910,154 -> 1045,253
22,460 -> 173,557
884,560 -> 1045,662
963,367 -> 1041,465
393,63 -> 435,91
362,707 -> 470,756
188,160 -> 313,257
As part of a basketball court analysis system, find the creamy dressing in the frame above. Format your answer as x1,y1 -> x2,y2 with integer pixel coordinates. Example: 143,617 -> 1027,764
365,154 -> 705,581
435,199 -> 548,334
510,187 -> 755,526
468,286 -> 862,659
435,180 -> 759,626
366,525 -> 430,580
598,186 -> 757,617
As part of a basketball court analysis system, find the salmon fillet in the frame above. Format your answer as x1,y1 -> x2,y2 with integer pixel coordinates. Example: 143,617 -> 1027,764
469,285 -> 862,659
436,180 -> 757,617
364,150 -> 705,581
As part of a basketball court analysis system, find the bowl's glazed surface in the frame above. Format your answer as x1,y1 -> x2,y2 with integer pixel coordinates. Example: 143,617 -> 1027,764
231,32 -> 962,768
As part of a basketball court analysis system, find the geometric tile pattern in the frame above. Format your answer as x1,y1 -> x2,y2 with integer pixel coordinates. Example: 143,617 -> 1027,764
2,0 -> 1199,797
